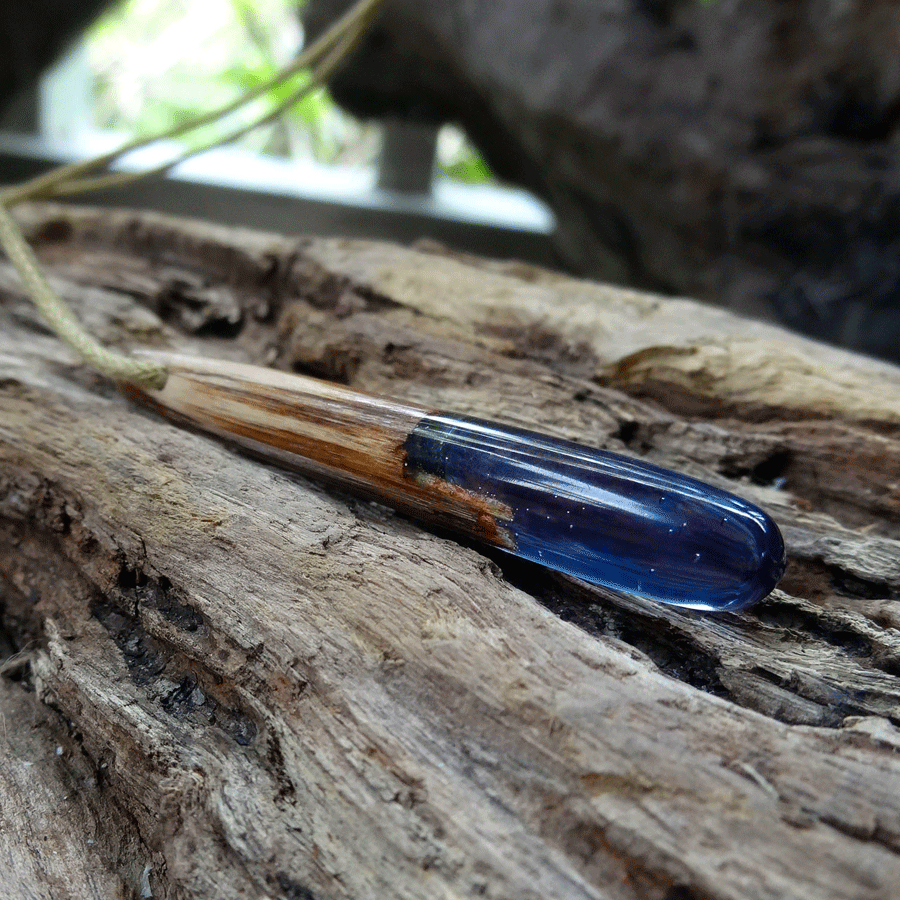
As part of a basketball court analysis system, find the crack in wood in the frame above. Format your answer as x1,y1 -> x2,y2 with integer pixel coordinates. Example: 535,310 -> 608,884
507,554 -> 900,727
117,566 -> 207,636
90,598 -> 258,746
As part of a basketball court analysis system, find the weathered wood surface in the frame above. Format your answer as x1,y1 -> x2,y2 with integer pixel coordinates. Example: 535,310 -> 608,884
1,204 -> 900,900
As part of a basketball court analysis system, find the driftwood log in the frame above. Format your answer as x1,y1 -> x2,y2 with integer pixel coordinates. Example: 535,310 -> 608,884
306,0 -> 900,363
1,204 -> 900,900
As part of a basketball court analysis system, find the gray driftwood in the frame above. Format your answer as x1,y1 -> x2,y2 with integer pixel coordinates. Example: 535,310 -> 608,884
305,0 -> 900,363
1,204 -> 900,900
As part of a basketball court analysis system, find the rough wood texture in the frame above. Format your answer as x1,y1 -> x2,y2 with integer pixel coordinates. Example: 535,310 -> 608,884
2,204 -> 899,900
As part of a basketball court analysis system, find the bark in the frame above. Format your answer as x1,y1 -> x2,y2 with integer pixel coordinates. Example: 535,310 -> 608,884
1,203 -> 900,900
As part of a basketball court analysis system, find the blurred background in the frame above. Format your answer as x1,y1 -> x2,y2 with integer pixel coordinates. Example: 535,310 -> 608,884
1,0 -> 899,364
89,0 -> 490,180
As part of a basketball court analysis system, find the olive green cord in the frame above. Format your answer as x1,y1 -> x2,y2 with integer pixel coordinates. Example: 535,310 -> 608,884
0,0 -> 382,388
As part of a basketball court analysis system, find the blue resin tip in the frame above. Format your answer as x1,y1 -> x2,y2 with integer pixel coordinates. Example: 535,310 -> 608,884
403,415 -> 786,611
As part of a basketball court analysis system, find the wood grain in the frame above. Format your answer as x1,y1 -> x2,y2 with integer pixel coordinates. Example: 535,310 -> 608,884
2,203 -> 899,900
120,353 -> 514,548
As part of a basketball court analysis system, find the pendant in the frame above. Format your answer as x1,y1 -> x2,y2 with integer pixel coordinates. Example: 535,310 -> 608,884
121,354 -> 785,612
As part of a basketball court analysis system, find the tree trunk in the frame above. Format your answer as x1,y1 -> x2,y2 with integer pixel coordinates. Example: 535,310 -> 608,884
1,203 -> 899,900
304,0 -> 900,364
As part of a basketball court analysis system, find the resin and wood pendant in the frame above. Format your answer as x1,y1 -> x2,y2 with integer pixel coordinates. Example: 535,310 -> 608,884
121,354 -> 786,612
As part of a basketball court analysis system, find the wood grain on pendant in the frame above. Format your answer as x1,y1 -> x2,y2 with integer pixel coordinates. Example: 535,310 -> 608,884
119,353 -> 513,547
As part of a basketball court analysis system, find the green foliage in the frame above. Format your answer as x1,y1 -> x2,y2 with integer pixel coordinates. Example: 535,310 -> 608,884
87,0 -> 492,182
442,151 -> 492,185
